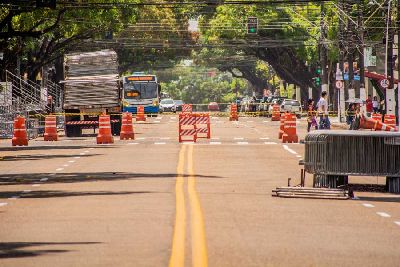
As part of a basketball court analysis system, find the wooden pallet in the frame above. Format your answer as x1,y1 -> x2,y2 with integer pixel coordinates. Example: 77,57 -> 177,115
272,187 -> 350,200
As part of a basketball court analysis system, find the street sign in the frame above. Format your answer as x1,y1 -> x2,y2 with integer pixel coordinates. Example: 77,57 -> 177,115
380,79 -> 390,88
335,80 -> 344,89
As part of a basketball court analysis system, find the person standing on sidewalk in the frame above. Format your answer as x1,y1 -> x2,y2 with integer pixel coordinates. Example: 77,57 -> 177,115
366,95 -> 373,116
307,99 -> 318,132
372,96 -> 379,113
317,91 -> 330,129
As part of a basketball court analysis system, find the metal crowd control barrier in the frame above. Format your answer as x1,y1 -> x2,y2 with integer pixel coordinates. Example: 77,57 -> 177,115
304,130 -> 400,193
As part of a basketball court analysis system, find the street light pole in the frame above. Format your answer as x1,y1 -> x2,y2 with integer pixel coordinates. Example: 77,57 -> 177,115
398,0 -> 400,130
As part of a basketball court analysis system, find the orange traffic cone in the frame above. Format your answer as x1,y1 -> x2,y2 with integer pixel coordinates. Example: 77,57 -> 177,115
44,115 -> 58,141
120,112 -> 135,140
360,116 -> 396,132
384,114 -> 396,127
12,116 -> 28,146
271,104 -> 280,121
371,113 -> 382,122
282,113 -> 299,143
278,113 -> 286,139
136,106 -> 146,122
97,114 -> 114,144
229,104 -> 239,121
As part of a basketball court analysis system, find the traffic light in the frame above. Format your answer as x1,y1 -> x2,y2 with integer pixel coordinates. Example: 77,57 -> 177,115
36,0 -> 56,9
316,67 -> 321,75
314,77 -> 321,86
247,17 -> 258,34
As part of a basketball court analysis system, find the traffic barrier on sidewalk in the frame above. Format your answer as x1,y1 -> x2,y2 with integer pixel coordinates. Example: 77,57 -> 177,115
229,104 -> 238,121
384,114 -> 396,127
136,106 -> 146,122
12,116 -> 28,146
359,116 -> 396,132
195,113 -> 211,139
97,114 -> 114,144
179,113 -> 197,142
279,113 -> 286,139
371,113 -> 382,122
282,113 -> 298,143
120,112 -> 135,140
271,104 -> 280,121
44,115 -> 58,141
182,104 -> 192,114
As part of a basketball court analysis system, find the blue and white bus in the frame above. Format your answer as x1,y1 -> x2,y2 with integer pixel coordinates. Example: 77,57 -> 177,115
122,73 -> 160,113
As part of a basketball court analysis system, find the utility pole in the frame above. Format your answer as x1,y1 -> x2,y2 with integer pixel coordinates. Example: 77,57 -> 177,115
358,0 -> 365,100
346,0 -> 355,100
320,2 -> 328,94
398,0 -> 400,129
386,0 -> 396,115
338,0 -> 346,122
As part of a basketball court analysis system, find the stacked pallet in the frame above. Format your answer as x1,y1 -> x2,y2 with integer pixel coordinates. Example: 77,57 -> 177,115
272,187 -> 350,200
63,50 -> 119,108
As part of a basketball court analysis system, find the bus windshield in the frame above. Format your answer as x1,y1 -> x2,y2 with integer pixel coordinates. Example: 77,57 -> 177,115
124,82 -> 158,99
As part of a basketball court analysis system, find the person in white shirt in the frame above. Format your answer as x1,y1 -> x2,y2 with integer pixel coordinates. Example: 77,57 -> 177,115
316,91 -> 330,129
372,96 -> 379,113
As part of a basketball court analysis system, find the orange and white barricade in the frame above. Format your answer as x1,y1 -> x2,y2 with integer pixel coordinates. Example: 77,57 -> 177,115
271,104 -> 280,121
282,113 -> 298,143
229,104 -> 238,121
359,115 -> 396,132
179,113 -> 197,142
12,116 -> 28,146
278,112 -> 286,139
97,114 -> 114,144
195,113 -> 211,139
371,113 -> 382,122
384,114 -> 396,128
120,112 -> 135,140
136,106 -> 146,122
44,115 -> 58,141
182,104 -> 192,114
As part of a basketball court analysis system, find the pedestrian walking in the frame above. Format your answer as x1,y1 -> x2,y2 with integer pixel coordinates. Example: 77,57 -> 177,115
307,99 -> 318,132
317,91 -> 330,129
372,96 -> 379,113
346,103 -> 356,126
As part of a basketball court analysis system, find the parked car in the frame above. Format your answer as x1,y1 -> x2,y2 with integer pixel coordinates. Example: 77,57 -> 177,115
159,98 -> 176,113
268,98 -> 288,115
208,102 -> 220,111
280,99 -> 303,118
174,100 -> 184,111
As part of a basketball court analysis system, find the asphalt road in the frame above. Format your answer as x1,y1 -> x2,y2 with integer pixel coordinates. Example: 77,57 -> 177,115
0,115 -> 400,267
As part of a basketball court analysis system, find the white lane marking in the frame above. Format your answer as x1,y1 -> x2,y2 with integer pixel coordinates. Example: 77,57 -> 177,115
216,121 -> 223,124
171,117 -> 176,119
74,156 -> 81,159
64,140 -> 72,142
159,137 -> 171,140
210,142 -> 222,145
89,148 -> 94,150
247,121 -> 254,123
158,117 -> 163,119
84,150 -> 90,153
362,203 -> 375,208
263,121 -> 269,123
79,153 -> 86,156
296,155 -> 302,158
32,184 -> 41,187
264,142 -> 277,145
128,142 -> 139,145
49,173 -> 56,176
259,137 -> 270,140
154,142 -> 166,145
376,212 -> 391,218
63,164 -> 69,167
23,190 -> 31,193
283,145 -> 298,155
40,178 -> 48,182
8,196 -> 20,200
56,168 -> 64,171
68,160 -> 75,163
237,142 -> 249,145
154,121 -> 160,123
0,203 -> 8,207
137,137 -> 146,140
211,137 -> 220,140
394,221 -> 400,226
212,117 -> 218,119
234,137 -> 244,140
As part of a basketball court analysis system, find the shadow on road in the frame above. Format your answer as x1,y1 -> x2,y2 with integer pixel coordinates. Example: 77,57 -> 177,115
0,190 -> 159,199
1,154 -> 99,161
357,196 -> 400,203
0,172 -> 223,185
0,242 -> 100,259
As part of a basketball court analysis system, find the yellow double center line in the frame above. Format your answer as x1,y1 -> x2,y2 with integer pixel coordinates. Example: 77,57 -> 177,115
169,144 -> 208,267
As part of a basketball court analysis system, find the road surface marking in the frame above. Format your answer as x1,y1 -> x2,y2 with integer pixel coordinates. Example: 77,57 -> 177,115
40,178 -> 48,182
0,203 -> 8,207
169,145 -> 187,267
32,184 -> 40,187
362,203 -> 375,208
137,137 -> 146,140
154,142 -> 166,145
376,212 -> 391,218
296,155 -> 302,158
79,153 -> 86,155
74,156 -> 81,159
160,137 -> 171,140
187,144 -> 208,267
394,221 -> 400,226
63,164 -> 69,167
209,142 -> 221,145
211,137 -> 220,140
127,142 -> 139,145
89,148 -> 94,150
68,160 -> 75,163
259,137 -> 270,140
84,150 -> 90,153
171,117 -> 176,119
237,142 -> 249,145
263,121 -> 269,123
154,120 -> 160,123
159,116 -> 163,119
247,120 -> 254,123
283,145 -> 298,155
234,137 -> 244,140
49,173 -> 56,176
56,168 -> 64,171
8,196 -> 20,200
264,142 -> 277,145
23,190 -> 31,193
